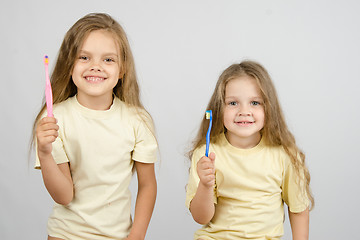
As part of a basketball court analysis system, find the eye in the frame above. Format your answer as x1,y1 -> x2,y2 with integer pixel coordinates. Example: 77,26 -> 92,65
228,101 -> 237,106
79,56 -> 89,61
104,58 -> 115,63
251,101 -> 261,106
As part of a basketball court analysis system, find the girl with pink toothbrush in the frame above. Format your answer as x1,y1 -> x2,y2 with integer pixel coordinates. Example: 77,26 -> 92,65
32,13 -> 158,240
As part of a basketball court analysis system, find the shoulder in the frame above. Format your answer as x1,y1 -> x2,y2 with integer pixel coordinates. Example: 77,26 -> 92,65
193,144 -> 206,158
115,99 -> 156,137
264,143 -> 293,168
52,97 -> 75,115
115,98 -> 152,123
191,136 -> 223,161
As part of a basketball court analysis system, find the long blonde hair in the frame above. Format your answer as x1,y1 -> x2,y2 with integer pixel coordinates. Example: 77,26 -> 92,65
190,60 -> 314,210
31,13 -> 153,147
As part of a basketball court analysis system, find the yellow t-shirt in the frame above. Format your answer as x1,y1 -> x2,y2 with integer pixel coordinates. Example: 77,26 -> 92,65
35,96 -> 157,240
186,133 -> 309,240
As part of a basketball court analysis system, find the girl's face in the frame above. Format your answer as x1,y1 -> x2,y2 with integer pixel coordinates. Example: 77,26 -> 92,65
72,30 -> 121,110
223,76 -> 265,148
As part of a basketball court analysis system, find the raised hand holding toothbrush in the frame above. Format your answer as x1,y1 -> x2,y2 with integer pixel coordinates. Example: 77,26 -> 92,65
196,152 -> 216,188
191,111 -> 216,223
197,110 -> 216,187
36,55 -> 57,157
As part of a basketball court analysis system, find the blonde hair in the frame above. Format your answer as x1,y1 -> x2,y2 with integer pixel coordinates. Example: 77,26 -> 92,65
31,13 -> 153,148
189,60 -> 314,210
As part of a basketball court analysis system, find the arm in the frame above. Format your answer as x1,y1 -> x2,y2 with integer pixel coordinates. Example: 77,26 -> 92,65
126,162 -> 157,240
288,207 -> 309,240
189,152 -> 216,225
36,117 -> 73,205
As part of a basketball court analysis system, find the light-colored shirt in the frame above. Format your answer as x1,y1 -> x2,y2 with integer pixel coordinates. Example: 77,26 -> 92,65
186,133 -> 309,240
36,96 -> 157,240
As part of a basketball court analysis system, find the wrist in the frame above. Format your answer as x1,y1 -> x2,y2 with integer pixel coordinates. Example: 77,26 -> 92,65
199,181 -> 214,190
38,151 -> 53,161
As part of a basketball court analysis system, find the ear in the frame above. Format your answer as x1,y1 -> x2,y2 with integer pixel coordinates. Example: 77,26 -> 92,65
118,69 -> 125,80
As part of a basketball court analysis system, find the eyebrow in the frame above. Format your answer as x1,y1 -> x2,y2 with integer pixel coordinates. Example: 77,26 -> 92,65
225,96 -> 263,99
78,50 -> 118,57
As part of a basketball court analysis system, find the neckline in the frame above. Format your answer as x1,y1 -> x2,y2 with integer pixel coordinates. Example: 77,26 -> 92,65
70,95 -> 120,119
219,133 -> 265,155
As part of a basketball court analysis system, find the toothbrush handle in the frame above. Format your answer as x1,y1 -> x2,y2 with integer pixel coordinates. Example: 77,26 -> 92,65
205,120 -> 212,157
45,65 -> 53,117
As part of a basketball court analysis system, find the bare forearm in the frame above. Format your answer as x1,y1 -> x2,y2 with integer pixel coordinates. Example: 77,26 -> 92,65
128,180 -> 157,240
289,208 -> 309,240
39,153 -> 73,205
189,183 -> 215,225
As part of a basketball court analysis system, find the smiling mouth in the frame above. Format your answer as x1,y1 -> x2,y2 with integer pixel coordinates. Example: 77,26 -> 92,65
85,76 -> 106,83
235,121 -> 255,126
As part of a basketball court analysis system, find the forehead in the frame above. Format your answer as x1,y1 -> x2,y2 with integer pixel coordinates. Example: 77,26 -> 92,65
225,75 -> 262,97
80,30 -> 120,54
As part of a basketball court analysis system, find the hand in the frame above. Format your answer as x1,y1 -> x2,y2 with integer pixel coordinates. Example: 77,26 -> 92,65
36,117 -> 59,157
197,152 -> 216,188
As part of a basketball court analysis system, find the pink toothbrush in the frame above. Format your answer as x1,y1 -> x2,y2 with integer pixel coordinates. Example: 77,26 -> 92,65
44,55 -> 53,117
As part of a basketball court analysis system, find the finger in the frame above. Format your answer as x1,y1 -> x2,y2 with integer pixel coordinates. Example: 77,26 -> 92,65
200,156 -> 214,164
37,119 -> 59,130
199,167 -> 214,175
37,124 -> 59,134
38,129 -> 59,138
202,175 -> 215,186
204,168 -> 215,175
209,152 -> 216,162
40,117 -> 57,124
203,162 -> 215,170
199,169 -> 216,181
38,135 -> 58,145
41,123 -> 59,131
198,161 -> 215,171
197,157 -> 210,168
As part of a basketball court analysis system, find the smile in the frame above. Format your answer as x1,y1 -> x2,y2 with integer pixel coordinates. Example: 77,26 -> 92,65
235,121 -> 255,126
85,76 -> 106,83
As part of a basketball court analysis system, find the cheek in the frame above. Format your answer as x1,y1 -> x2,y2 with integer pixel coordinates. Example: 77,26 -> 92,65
111,79 -> 120,89
255,109 -> 265,126
71,69 -> 81,84
71,64 -> 82,78
223,109 -> 233,127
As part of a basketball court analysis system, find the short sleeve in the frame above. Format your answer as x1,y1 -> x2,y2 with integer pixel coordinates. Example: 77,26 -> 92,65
281,157 -> 310,213
34,116 -> 69,169
131,115 -> 158,164
185,147 -> 217,209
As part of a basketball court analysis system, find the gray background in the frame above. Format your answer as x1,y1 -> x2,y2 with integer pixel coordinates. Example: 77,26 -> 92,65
1,0 -> 359,239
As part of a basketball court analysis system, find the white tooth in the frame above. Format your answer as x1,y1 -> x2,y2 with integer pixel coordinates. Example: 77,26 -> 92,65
87,77 -> 104,82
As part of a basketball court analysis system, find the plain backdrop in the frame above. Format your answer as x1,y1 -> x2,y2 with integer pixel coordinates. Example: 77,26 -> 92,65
1,0 -> 359,239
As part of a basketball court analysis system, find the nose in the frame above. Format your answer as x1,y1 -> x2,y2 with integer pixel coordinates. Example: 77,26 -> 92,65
90,60 -> 102,72
238,104 -> 252,116
91,66 -> 102,72
238,111 -> 252,116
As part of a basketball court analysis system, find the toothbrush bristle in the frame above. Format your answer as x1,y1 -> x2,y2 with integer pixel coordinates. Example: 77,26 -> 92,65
205,111 -> 210,119
44,55 -> 49,64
